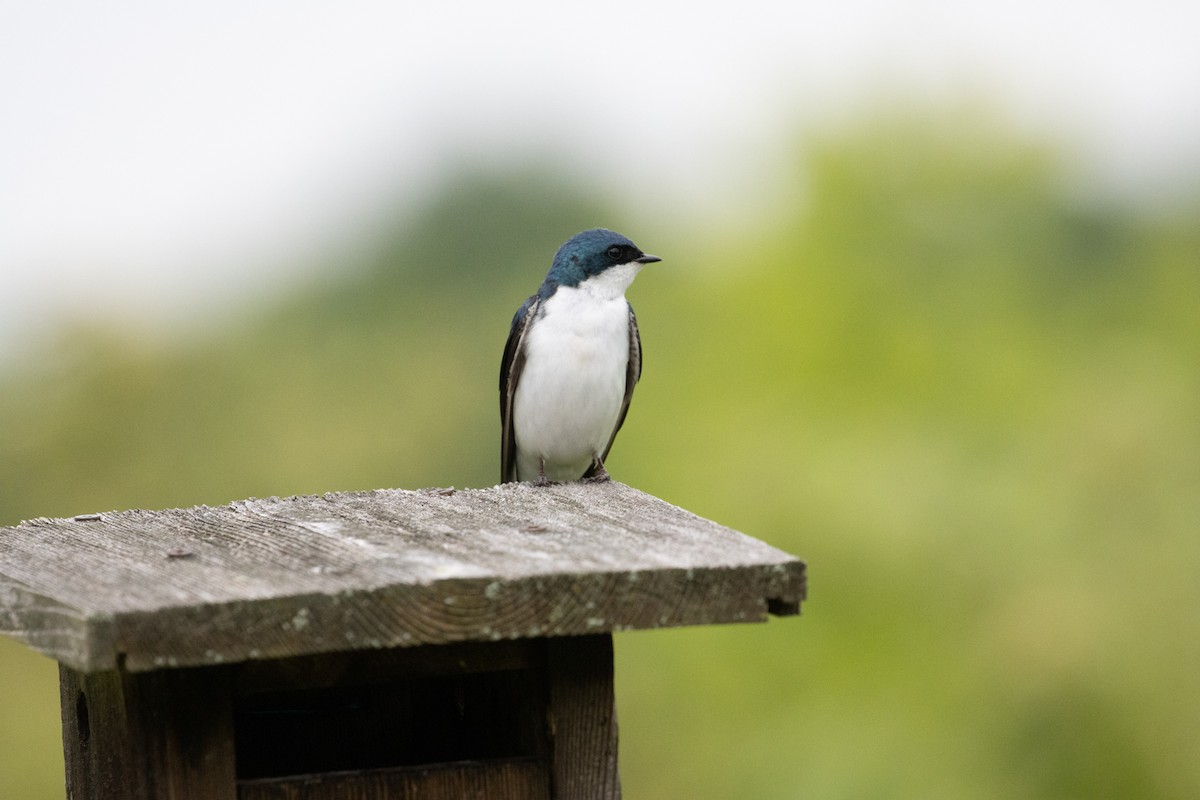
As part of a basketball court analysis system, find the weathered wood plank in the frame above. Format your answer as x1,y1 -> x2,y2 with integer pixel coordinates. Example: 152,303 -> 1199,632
2,482 -> 805,673
60,666 -> 150,799
547,636 -> 620,800
237,758 -> 550,800
60,664 -> 237,800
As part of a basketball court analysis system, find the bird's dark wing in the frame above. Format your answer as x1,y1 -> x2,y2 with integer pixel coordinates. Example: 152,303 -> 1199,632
593,302 -> 641,471
500,295 -> 540,483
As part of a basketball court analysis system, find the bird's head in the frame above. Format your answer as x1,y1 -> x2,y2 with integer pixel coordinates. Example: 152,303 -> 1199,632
544,228 -> 661,290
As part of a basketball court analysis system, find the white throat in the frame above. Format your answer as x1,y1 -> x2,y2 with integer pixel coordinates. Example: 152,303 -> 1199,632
575,261 -> 644,301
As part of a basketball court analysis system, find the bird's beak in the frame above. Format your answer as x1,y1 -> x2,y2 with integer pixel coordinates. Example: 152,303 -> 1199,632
636,254 -> 662,264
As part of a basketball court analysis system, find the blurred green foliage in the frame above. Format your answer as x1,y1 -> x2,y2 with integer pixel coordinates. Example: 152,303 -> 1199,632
2,111 -> 1198,798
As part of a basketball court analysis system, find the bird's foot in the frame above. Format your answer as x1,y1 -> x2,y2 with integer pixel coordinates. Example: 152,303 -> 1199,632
584,461 -> 612,483
533,459 -> 559,487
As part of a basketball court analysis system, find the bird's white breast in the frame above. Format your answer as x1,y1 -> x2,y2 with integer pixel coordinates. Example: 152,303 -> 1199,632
513,278 -> 635,482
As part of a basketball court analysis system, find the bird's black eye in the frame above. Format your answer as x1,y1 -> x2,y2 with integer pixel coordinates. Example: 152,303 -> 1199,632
606,245 -> 623,260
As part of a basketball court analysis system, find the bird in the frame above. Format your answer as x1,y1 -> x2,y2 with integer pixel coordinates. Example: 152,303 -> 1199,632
500,228 -> 661,485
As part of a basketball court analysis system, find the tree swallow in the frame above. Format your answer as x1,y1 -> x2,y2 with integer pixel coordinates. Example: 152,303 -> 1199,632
500,228 -> 661,484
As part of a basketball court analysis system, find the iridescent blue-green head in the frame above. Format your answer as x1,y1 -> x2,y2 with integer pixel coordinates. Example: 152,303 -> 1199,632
540,228 -> 660,295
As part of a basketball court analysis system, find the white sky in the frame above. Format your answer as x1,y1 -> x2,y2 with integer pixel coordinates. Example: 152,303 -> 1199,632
2,1 -> 1199,358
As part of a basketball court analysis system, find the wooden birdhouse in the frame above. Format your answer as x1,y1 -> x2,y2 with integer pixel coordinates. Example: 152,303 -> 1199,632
0,482 -> 805,799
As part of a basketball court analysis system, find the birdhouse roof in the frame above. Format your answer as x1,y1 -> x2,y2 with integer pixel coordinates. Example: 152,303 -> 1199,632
0,482 -> 805,673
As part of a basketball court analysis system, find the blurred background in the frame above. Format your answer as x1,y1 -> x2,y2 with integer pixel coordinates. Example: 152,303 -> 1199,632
2,2 -> 1199,797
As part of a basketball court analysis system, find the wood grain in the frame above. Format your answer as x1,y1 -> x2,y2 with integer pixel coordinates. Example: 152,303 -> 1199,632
1,482 -> 805,673
237,758 -> 550,800
547,636 -> 620,799
60,664 -> 237,800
